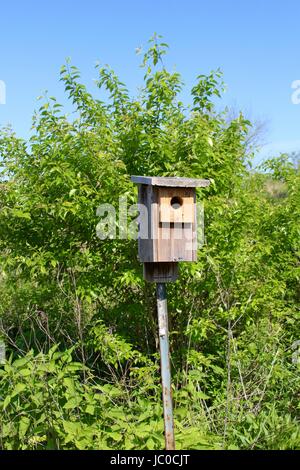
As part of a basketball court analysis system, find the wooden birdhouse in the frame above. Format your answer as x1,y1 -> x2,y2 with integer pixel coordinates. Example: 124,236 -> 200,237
131,176 -> 210,282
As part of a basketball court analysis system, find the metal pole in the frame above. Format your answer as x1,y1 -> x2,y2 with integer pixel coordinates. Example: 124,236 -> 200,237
156,282 -> 175,450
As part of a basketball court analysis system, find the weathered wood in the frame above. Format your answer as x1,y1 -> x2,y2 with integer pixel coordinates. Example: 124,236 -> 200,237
137,184 -> 153,262
131,175 -> 210,188
132,175 -> 208,268
158,187 -> 194,223
156,188 -> 197,262
137,186 -> 197,263
144,262 -> 179,283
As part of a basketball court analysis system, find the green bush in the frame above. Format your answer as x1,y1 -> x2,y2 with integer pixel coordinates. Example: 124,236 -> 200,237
0,34 -> 299,449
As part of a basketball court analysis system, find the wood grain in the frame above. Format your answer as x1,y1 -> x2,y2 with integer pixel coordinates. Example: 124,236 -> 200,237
131,175 -> 210,188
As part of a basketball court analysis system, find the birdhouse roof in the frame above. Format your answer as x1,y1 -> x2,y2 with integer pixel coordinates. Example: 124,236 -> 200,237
131,175 -> 210,188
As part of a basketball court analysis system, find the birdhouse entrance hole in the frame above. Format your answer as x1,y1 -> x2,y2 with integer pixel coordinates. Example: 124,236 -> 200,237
170,196 -> 183,209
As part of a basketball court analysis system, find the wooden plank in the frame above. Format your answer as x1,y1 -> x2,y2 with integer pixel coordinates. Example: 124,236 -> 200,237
137,185 -> 198,263
158,187 -> 194,223
138,184 -> 153,262
151,186 -> 159,262
157,222 -> 195,262
131,175 -> 210,188
155,188 -> 197,262
192,189 -> 197,261
143,262 -> 179,283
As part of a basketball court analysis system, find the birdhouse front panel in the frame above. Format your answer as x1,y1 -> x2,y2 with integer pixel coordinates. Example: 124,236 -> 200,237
158,187 -> 194,224
131,175 -> 210,267
156,187 -> 196,262
137,185 -> 197,263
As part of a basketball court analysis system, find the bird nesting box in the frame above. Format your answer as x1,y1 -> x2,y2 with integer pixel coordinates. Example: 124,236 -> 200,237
131,176 -> 210,282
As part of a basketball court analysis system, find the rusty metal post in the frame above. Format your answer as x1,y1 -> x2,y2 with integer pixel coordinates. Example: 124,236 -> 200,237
156,283 -> 175,450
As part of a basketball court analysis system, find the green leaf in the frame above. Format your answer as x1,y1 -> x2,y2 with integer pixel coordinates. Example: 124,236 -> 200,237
11,383 -> 27,397
19,416 -> 30,439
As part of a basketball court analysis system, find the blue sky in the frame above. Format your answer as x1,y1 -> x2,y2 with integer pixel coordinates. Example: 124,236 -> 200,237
0,0 -> 300,163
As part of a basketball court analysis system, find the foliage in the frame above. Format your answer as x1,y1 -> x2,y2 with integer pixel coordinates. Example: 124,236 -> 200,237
0,34 -> 299,449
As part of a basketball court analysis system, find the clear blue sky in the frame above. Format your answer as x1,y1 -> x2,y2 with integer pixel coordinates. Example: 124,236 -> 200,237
1,0 -> 300,163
